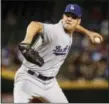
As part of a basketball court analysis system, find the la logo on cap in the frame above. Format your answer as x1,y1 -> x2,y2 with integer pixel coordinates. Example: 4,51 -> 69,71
70,5 -> 74,10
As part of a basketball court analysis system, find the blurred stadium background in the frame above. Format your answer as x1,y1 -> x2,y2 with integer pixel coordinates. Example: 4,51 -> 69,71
1,0 -> 109,103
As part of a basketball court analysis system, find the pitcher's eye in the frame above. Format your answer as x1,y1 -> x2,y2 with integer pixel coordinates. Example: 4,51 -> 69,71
65,12 -> 78,19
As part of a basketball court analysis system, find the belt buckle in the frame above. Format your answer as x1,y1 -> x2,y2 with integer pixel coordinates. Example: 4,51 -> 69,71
34,72 -> 40,77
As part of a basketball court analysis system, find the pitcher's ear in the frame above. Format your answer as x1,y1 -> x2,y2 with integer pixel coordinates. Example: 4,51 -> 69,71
78,19 -> 81,25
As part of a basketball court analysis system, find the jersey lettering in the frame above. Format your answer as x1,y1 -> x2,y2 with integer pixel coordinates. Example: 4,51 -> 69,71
53,45 -> 70,55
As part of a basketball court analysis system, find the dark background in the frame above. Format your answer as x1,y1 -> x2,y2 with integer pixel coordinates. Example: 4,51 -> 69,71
1,0 -> 109,103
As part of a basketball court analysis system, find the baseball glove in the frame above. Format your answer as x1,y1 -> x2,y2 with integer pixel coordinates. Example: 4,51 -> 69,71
18,43 -> 44,67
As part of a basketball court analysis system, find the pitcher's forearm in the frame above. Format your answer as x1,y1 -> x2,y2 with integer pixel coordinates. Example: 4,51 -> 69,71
75,25 -> 91,36
21,21 -> 43,44
21,35 -> 34,44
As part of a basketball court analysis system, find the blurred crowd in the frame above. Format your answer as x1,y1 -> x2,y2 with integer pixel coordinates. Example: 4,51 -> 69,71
61,34 -> 108,81
1,1 -> 108,82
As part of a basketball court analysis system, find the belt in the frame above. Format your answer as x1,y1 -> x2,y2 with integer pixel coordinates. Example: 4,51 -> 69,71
27,70 -> 54,81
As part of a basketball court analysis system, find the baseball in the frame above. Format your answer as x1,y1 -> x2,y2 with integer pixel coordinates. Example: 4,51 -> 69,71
94,37 -> 101,43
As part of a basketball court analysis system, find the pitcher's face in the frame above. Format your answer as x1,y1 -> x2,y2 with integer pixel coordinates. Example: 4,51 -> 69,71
62,12 -> 81,32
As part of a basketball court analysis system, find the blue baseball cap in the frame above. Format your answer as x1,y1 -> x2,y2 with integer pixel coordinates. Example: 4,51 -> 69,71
64,4 -> 82,18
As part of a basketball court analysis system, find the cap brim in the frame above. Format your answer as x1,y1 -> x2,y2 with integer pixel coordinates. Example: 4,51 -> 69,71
64,12 -> 80,18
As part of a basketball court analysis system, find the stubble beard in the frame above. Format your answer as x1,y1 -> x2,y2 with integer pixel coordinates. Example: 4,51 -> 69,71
63,23 -> 72,31
63,23 -> 77,33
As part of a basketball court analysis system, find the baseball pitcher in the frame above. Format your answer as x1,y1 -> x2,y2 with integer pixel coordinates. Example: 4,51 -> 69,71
13,4 -> 103,103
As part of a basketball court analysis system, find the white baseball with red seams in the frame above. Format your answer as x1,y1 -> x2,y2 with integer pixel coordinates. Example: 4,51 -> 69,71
94,37 -> 101,43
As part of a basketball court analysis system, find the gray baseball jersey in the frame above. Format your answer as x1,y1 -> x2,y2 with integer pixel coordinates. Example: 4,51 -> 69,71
22,20 -> 73,77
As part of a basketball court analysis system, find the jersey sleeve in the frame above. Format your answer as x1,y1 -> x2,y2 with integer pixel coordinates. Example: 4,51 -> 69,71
41,23 -> 55,43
